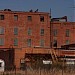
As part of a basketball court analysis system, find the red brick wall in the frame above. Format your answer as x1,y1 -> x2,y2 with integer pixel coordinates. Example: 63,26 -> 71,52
1,10 -> 75,68
0,11 -> 50,48
0,10 -> 50,68
52,22 -> 75,48
14,48 -> 52,68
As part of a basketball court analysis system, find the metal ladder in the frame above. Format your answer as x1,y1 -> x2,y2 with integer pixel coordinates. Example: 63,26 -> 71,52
50,49 -> 58,63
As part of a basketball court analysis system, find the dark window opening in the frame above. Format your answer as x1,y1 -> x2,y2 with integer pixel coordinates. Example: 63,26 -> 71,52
40,16 -> 44,22
53,40 -> 57,47
20,59 -> 26,70
0,63 -> 1,67
28,16 -> 32,21
0,15 -> 4,20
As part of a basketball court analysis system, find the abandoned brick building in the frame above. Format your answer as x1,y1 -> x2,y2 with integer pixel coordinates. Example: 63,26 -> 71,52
0,9 -> 75,69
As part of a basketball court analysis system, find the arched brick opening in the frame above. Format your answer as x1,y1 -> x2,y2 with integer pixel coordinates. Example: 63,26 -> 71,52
0,48 -> 15,70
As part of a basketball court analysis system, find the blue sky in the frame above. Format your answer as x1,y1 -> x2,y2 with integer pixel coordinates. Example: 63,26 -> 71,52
0,0 -> 74,21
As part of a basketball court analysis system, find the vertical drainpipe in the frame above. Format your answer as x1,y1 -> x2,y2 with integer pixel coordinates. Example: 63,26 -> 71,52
50,8 -> 52,48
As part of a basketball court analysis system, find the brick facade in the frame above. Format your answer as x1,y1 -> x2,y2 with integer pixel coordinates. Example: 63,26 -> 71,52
0,9 -> 50,68
0,9 -> 75,68
51,22 -> 75,48
0,10 -> 50,48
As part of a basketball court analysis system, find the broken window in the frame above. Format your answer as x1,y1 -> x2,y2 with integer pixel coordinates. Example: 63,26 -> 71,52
53,40 -> 57,47
40,16 -> 44,22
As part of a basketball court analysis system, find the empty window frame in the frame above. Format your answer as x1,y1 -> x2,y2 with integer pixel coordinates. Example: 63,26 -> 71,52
0,15 -> 4,20
14,15 -> 18,21
66,29 -> 70,37
28,16 -> 32,21
53,29 -> 57,37
40,39 -> 44,47
14,27 -> 18,35
40,29 -> 44,36
66,40 -> 69,45
40,16 -> 44,22
0,38 -> 4,46
0,27 -> 4,35
14,38 -> 18,46
27,39 -> 31,47
53,40 -> 57,47
28,28 -> 32,35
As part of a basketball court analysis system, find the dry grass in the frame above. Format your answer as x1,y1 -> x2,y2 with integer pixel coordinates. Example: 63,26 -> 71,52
0,68 -> 75,75
0,65 -> 75,75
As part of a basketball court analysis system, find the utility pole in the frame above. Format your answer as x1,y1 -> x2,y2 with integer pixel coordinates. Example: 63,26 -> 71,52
70,6 -> 75,22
